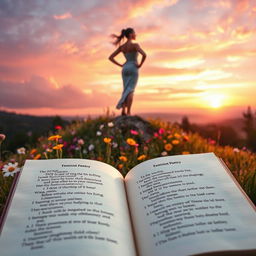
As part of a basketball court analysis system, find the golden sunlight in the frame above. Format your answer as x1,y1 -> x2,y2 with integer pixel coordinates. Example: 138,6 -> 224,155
205,94 -> 225,109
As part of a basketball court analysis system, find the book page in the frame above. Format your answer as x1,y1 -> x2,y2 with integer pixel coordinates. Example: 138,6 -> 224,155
125,152 -> 256,256
0,159 -> 136,256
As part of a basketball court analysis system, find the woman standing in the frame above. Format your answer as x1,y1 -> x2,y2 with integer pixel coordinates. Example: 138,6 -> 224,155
109,28 -> 146,116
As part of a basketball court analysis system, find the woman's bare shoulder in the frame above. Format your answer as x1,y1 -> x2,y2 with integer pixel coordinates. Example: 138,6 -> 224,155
120,42 -> 138,52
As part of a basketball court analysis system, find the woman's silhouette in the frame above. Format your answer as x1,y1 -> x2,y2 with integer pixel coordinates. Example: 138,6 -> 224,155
109,28 -> 146,116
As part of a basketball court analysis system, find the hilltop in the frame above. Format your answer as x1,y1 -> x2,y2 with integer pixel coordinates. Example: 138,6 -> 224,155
0,114 -> 255,216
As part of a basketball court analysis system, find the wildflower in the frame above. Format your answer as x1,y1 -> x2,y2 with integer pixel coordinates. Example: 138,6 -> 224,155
154,132 -> 159,138
108,122 -> 114,127
233,148 -> 240,153
209,139 -> 216,145
53,144 -> 64,150
30,148 -> 37,155
164,143 -> 173,151
48,135 -> 62,141
2,162 -> 21,177
112,142 -> 118,148
34,153 -> 41,159
174,133 -> 181,139
172,140 -> 180,145
158,128 -> 165,134
96,131 -> 102,136
183,135 -> 189,141
182,151 -> 190,155
78,139 -> 85,145
104,137 -> 112,144
55,125 -> 62,130
130,129 -> 139,135
137,155 -> 146,161
88,144 -> 95,151
126,138 -> 137,146
119,156 -> 128,162
46,148 -> 53,152
17,147 -> 26,154
0,134 -> 6,142
118,164 -> 123,169
71,130 -> 76,135
167,135 -> 173,139
99,124 -> 104,130
161,151 -> 168,156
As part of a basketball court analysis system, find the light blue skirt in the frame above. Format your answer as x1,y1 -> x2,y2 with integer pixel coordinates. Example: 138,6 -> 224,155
116,61 -> 139,109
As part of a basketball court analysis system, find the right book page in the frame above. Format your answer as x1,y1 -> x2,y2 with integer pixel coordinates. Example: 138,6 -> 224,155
125,152 -> 256,256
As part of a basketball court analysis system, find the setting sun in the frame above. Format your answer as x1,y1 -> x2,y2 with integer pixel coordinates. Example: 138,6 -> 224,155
205,94 -> 225,109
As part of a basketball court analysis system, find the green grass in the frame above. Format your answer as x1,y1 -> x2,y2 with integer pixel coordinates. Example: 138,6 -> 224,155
0,115 -> 255,215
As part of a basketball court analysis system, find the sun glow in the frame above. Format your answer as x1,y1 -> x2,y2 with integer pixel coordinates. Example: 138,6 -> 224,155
205,94 -> 226,109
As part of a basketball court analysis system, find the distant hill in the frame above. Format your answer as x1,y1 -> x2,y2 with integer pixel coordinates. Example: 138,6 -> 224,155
0,110 -> 70,153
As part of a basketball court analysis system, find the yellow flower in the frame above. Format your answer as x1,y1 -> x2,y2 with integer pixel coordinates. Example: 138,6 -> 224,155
126,138 -> 137,146
164,143 -> 173,151
172,140 -> 180,145
174,133 -> 181,139
53,144 -> 64,150
182,151 -> 190,155
137,154 -> 146,161
34,153 -> 41,159
119,156 -> 128,162
103,137 -> 112,144
48,135 -> 62,141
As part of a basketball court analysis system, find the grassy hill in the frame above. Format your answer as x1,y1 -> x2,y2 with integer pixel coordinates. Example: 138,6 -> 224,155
0,114 -> 255,215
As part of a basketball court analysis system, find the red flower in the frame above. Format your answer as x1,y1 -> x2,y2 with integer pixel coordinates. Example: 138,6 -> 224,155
55,125 -> 62,130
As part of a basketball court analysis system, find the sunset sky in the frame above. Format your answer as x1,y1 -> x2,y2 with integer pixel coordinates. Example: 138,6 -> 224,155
0,0 -> 255,119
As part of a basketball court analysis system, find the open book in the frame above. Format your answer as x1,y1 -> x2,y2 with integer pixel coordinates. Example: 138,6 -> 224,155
0,152 -> 255,256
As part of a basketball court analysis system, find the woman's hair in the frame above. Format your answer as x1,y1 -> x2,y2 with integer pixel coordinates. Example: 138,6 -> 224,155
110,28 -> 134,46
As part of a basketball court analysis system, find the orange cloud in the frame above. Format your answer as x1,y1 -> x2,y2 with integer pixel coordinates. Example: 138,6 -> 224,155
54,12 -> 72,20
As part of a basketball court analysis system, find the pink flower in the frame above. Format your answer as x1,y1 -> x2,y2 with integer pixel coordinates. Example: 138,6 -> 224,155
154,132 -> 159,138
55,125 -> 62,130
209,139 -> 216,145
130,129 -> 139,135
158,128 -> 165,134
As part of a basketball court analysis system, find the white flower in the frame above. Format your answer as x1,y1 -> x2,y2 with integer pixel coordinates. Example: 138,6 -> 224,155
233,148 -> 240,153
99,124 -> 104,130
2,162 -> 21,177
88,144 -> 95,151
17,147 -> 26,154
96,131 -> 102,136
83,149 -> 88,154
75,146 -> 80,151
108,122 -> 114,127
78,139 -> 85,145
161,151 -> 168,156
112,142 -> 118,148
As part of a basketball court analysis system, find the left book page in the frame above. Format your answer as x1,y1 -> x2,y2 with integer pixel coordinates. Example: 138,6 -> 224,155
0,159 -> 137,256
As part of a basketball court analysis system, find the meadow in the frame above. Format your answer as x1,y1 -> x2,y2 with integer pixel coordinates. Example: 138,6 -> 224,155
0,114 -> 255,215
